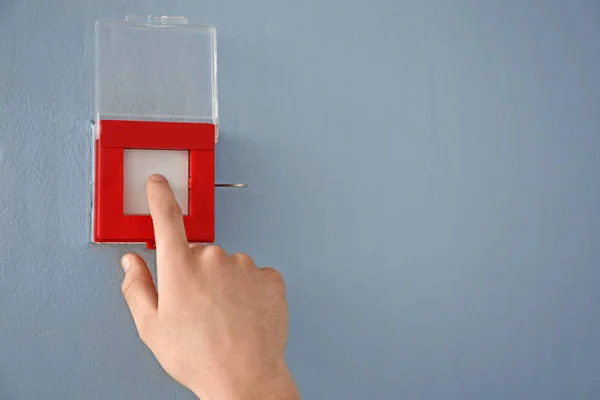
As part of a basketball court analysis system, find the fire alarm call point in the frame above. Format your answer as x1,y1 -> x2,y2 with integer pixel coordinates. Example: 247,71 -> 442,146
93,15 -> 244,248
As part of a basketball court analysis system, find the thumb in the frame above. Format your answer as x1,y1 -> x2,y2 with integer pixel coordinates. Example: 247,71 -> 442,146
121,253 -> 158,340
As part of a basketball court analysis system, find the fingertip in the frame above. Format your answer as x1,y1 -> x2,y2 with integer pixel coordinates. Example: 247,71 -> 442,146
122,253 -> 148,273
149,174 -> 166,183
121,254 -> 133,273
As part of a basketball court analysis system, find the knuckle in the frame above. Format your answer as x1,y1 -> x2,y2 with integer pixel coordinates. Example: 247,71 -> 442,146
201,245 -> 227,260
189,243 -> 205,254
263,267 -> 285,285
233,252 -> 253,265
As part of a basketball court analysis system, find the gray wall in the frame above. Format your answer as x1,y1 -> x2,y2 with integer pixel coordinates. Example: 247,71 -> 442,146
1,1 -> 600,399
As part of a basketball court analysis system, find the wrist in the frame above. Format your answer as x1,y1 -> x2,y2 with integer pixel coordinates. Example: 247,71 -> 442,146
247,365 -> 300,400
193,362 -> 300,400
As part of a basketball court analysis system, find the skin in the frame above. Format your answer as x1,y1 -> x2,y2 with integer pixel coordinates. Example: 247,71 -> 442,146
120,174 -> 301,400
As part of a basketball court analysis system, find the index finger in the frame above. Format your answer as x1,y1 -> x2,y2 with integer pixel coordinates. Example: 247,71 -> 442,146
146,174 -> 191,261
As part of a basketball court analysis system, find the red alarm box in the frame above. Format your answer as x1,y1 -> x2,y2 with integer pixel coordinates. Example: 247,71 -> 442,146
93,15 -> 221,247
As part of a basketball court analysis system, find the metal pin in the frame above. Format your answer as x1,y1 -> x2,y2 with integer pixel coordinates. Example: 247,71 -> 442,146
214,183 -> 248,188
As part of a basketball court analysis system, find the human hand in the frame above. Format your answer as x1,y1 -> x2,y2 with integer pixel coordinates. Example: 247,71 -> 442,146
120,175 -> 300,400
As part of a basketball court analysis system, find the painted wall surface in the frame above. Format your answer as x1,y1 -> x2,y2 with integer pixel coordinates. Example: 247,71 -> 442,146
1,1 -> 600,399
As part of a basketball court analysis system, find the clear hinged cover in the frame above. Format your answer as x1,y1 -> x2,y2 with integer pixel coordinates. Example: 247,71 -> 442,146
95,15 -> 219,141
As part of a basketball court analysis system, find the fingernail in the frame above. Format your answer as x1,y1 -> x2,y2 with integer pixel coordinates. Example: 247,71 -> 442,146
149,174 -> 166,182
121,255 -> 132,273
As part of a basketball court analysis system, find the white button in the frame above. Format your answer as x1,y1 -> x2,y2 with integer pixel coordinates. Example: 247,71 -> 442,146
123,149 -> 189,215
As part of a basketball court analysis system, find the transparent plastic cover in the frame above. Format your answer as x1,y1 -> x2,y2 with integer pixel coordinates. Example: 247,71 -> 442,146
95,17 -> 218,127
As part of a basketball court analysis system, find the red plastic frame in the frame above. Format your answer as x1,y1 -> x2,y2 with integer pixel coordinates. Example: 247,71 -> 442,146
94,120 -> 215,246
